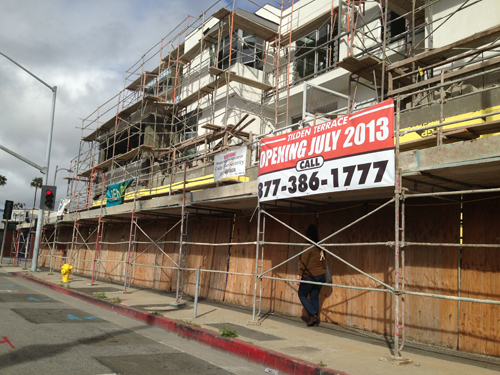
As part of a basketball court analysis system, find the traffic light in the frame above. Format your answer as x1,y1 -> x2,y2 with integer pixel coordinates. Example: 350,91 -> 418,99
40,185 -> 57,210
3,200 -> 13,220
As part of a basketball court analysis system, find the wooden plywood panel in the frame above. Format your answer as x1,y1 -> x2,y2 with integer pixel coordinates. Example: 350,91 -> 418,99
58,228 -> 72,271
206,218 -> 233,301
139,220 -> 176,291
72,226 -> 98,276
39,246 -> 49,268
461,194 -> 500,356
97,226 -> 110,281
225,214 -> 258,307
282,213 -> 314,320
260,212 -> 292,314
158,220 -> 180,292
96,225 -> 111,281
182,217 -> 231,300
182,217 -> 217,297
319,202 -> 394,334
404,200 -> 459,349
90,225 -> 108,281
101,226 -> 128,284
131,221 -> 165,288
65,228 -> 78,274
39,228 -> 58,269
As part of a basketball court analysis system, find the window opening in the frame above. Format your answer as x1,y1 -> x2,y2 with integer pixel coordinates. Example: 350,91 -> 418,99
218,34 -> 238,70
387,10 -> 406,41
214,30 -> 264,71
291,115 -> 302,131
295,24 -> 338,81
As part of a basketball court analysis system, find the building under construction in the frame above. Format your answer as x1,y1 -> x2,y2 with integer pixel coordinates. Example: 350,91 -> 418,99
11,0 -> 500,360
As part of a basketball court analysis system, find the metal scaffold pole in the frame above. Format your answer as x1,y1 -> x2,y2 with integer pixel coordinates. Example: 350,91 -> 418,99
90,216 -> 103,285
251,203 -> 262,322
13,229 -> 21,266
382,94 -> 411,364
174,162 -> 188,305
394,94 -> 402,358
48,223 -> 59,274
123,211 -> 136,292
400,187 -> 406,352
394,168 -> 402,358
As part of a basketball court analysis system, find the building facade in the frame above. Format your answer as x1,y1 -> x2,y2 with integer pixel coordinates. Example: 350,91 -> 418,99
21,0 -> 500,358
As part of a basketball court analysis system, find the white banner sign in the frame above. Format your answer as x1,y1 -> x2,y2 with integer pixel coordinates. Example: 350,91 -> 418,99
257,99 -> 395,202
214,146 -> 247,181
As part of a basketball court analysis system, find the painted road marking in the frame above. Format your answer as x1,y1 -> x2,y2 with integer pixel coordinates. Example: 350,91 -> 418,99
67,314 -> 101,321
0,337 -> 15,349
0,284 -> 25,287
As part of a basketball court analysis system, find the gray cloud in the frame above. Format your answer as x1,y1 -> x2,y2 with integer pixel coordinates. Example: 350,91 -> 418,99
0,0 -> 214,208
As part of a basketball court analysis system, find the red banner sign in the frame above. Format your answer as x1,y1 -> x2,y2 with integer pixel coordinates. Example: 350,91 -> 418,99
257,99 -> 395,201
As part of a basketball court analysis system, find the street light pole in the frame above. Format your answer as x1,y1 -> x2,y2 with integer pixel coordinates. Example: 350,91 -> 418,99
53,165 -> 72,185
31,86 -> 57,272
0,51 -> 57,272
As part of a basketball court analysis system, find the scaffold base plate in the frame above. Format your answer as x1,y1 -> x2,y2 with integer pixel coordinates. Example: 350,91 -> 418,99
379,356 -> 413,365
246,320 -> 262,326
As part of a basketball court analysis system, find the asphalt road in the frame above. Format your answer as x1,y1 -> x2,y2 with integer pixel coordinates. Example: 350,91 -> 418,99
0,271 -> 268,375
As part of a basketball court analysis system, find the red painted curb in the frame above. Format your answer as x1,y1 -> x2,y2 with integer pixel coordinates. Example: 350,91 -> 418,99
12,272 -> 348,375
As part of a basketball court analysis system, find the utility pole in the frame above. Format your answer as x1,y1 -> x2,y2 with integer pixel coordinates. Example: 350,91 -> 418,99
0,219 -> 8,264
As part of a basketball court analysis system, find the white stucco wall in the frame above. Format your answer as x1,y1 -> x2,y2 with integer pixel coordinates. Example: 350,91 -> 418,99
429,0 -> 500,49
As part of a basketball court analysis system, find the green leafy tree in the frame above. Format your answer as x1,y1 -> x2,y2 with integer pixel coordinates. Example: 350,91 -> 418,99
30,177 -> 43,209
0,175 -> 6,186
13,202 -> 26,209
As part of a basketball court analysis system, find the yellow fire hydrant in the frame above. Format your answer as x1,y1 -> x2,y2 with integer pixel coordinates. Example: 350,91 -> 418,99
61,264 -> 74,283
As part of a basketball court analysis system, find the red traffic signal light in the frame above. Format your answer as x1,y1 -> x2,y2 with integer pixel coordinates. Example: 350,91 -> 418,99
40,185 -> 57,211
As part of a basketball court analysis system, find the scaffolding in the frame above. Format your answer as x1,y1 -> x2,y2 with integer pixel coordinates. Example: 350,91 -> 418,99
33,0 -> 500,361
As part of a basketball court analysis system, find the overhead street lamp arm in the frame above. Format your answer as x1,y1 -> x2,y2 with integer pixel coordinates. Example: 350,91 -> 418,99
0,52 -> 55,92
0,144 -> 46,173
53,165 -> 73,185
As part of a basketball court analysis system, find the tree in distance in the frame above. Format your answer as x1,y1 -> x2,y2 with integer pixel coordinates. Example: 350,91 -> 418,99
0,175 -> 6,186
30,177 -> 43,209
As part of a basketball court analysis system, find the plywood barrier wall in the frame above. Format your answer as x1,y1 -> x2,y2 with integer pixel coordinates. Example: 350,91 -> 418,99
129,219 -> 179,290
183,216 -> 232,300
462,194 -> 500,356
223,214 -> 257,307
37,195 -> 500,356
317,203 -> 394,335
404,200 -> 459,349
39,227 -> 73,272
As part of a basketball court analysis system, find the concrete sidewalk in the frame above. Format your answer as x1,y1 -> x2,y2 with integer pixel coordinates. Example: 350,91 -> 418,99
2,262 -> 500,375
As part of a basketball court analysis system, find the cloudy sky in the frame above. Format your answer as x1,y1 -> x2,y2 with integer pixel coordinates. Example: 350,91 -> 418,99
0,0 -> 261,209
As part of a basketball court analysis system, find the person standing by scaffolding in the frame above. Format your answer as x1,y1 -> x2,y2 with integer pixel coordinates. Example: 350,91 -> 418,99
297,224 -> 326,326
